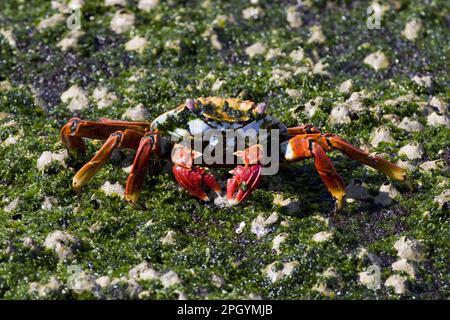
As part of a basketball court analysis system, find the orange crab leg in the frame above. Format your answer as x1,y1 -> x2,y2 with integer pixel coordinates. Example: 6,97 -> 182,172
283,136 -> 346,209
60,117 -> 149,157
226,164 -> 262,205
286,125 -> 407,182
72,130 -> 143,192
125,133 -> 160,205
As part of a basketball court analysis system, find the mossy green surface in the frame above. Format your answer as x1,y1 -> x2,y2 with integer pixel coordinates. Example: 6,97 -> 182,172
0,0 -> 449,299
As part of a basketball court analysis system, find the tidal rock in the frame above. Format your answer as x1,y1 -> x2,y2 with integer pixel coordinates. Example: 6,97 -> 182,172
427,112 -> 450,127
419,159 -> 447,172
250,212 -> 278,238
61,85 -> 89,111
161,230 -> 177,245
37,150 -> 68,171
358,265 -> 381,290
100,181 -> 125,198
307,25 -> 326,44
412,75 -> 432,88
67,271 -> 98,295
0,28 -> 16,48
329,105 -> 351,125
105,0 -> 127,6
138,0 -> 159,12
4,197 -> 21,213
391,259 -> 418,278
370,127 -> 394,147
242,6 -> 264,20
41,196 -> 58,210
312,231 -> 333,243
346,179 -> 371,201
399,142 -> 425,160
272,233 -> 288,254
434,189 -> 450,210
37,13 -> 65,31
263,261 -> 299,283
385,274 -> 408,294
160,271 -> 181,288
273,194 -> 301,215
402,19 -> 422,41
43,230 -> 79,260
57,30 -> 84,51
245,42 -> 266,58
122,103 -> 150,121
286,6 -> 302,28
398,117 -> 424,132
363,51 -> 389,71
394,237 -> 425,262
339,79 -> 353,94
92,86 -> 118,109
129,262 -> 161,282
110,10 -> 135,34
125,36 -> 148,54
374,182 -> 400,206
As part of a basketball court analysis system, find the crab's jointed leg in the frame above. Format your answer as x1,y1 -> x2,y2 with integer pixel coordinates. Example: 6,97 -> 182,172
125,133 -> 160,205
72,129 -> 143,192
283,136 -> 346,209
60,117 -> 149,158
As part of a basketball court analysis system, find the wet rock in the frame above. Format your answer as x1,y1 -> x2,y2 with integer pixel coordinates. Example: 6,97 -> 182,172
125,36 -> 148,54
363,51 -> 390,71
95,276 -> 111,289
160,271 -> 181,288
138,0 -> 159,12
345,91 -> 369,113
211,274 -> 225,288
312,282 -> 334,297
37,150 -> 69,171
312,60 -> 330,76
346,179 -> 371,201
242,6 -> 263,20
434,189 -> 450,210
129,261 -> 161,281
126,279 -> 143,298
122,103 -> 150,121
396,159 -> 416,171
0,81 -> 12,91
394,237 -> 425,262
23,237 -> 41,255
61,85 -> 89,111
339,79 -> 353,94
68,0 -> 84,10
412,75 -> 432,88
57,29 -> 84,51
100,181 -> 125,198
272,233 -> 288,254
105,0 -> 127,6
67,271 -> 98,295
110,10 -> 135,34
286,6 -> 302,28
429,96 -> 448,114
92,86 -> 118,109
273,194 -> 301,215
374,182 -> 400,206
235,221 -> 246,234
329,105 -> 351,125
245,42 -> 266,58
307,25 -> 326,44
398,117 -> 424,132
263,261 -> 299,283
402,19 -> 422,41
43,230 -> 79,260
42,196 -> 58,210
265,48 -> 283,61
161,230 -> 177,245
250,212 -> 278,238
385,275 -> 408,294
29,277 -> 63,297
303,96 -> 323,118
286,88 -> 302,98
399,142 -> 425,160
312,231 -> 333,243
357,248 -> 383,266
0,28 -> 16,48
289,48 -> 304,62
4,197 -> 20,213
384,93 -> 420,106
427,112 -> 450,127
358,265 -> 381,290
391,259 -> 418,278
211,78 -> 225,91
37,13 -> 65,31
419,159 -> 447,172
269,67 -> 292,85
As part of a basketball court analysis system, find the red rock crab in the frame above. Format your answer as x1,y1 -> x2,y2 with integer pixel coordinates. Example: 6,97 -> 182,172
60,97 -> 406,208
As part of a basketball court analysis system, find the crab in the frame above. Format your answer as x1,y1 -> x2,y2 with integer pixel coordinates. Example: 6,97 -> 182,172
60,97 -> 407,209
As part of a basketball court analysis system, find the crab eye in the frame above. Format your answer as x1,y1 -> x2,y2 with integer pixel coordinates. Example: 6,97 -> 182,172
185,99 -> 195,110
255,103 -> 267,115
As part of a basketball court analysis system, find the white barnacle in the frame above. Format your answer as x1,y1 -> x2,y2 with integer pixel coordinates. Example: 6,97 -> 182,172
188,118 -> 210,135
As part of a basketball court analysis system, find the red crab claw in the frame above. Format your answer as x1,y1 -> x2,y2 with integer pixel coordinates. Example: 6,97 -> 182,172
227,164 -> 262,205
173,165 -> 220,201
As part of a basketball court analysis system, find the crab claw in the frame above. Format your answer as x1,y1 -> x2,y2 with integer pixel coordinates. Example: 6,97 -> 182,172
226,164 -> 262,205
173,165 -> 220,201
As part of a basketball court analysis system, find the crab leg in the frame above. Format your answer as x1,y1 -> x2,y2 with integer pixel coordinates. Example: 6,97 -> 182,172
72,130 -> 143,192
226,164 -> 262,205
60,117 -> 149,158
282,136 -> 346,209
285,131 -> 406,182
125,133 -> 160,205
287,124 -> 321,135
